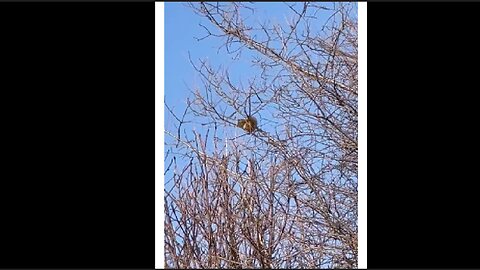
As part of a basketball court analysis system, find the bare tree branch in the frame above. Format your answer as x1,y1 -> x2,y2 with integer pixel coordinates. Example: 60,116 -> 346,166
165,2 -> 358,268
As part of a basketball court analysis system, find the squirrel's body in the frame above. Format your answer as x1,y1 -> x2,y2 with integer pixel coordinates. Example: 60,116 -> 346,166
237,116 -> 257,133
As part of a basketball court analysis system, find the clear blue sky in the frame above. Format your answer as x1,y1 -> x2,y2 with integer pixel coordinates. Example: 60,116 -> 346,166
164,2 -> 340,132
163,3 -> 354,182
164,5 -> 357,265
163,2 -> 350,173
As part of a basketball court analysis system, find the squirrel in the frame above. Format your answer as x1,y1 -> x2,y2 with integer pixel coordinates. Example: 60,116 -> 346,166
237,116 -> 257,133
